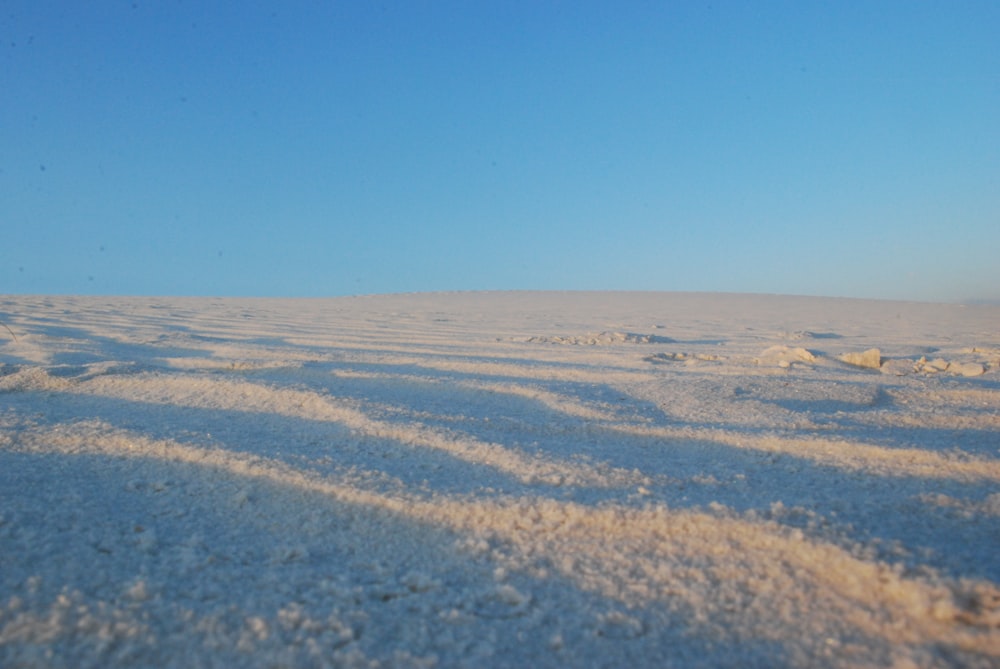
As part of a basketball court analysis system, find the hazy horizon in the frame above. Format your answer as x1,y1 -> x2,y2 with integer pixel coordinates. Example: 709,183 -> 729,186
2,288 -> 999,308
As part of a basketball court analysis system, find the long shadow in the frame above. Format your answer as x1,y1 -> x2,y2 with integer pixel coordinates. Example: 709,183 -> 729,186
3,365 -> 998,665
4,448 -> 792,668
8,317 -> 653,382
262,357 -> 997,470
304,347 -> 647,376
1,390 -> 539,500
4,302 -> 997,597
248,362 -> 1000,584
274,358 -> 1000,470
4,322 -> 214,366
749,379 -> 999,456
270,361 -> 660,424
20,363 -> 1000,585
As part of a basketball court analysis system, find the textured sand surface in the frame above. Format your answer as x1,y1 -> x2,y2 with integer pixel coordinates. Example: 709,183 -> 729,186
1,292 -> 998,667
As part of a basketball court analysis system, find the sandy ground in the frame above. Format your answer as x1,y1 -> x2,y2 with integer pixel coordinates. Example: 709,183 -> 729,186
1,291 -> 999,668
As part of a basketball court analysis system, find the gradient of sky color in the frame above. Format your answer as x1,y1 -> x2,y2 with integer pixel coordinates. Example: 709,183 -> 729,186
2,1 -> 998,301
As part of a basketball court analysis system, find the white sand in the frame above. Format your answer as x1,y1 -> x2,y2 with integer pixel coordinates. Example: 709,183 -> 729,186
1,291 -> 998,668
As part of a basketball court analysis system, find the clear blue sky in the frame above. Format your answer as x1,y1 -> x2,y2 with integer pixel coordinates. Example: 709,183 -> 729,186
2,1 -> 998,301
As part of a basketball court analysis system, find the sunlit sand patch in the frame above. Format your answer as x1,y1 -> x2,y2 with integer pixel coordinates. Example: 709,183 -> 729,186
921,493 -> 1000,518
162,357 -> 307,372
461,499 -> 1000,656
852,412 -> 1000,432
897,386 -> 1000,411
0,365 -> 74,393
606,424 -> 1000,483
459,381 -> 626,423
754,345 -> 817,368
398,357 -> 652,385
719,432 -> 1000,482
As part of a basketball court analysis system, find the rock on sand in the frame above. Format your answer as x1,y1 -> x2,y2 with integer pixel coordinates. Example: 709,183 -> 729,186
840,348 -> 882,369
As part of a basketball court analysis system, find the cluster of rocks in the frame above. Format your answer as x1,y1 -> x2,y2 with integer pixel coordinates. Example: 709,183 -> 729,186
745,345 -> 989,377
838,348 -> 986,377
839,348 -> 882,369
895,356 -> 985,377
753,345 -> 816,368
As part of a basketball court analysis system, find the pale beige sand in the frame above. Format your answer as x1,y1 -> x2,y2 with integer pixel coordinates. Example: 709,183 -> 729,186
1,292 -> 998,667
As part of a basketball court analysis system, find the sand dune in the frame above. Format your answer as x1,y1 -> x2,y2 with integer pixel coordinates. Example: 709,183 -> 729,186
1,292 -> 998,667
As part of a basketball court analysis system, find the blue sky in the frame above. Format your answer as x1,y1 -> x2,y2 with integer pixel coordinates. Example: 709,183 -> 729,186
2,1 -> 998,301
